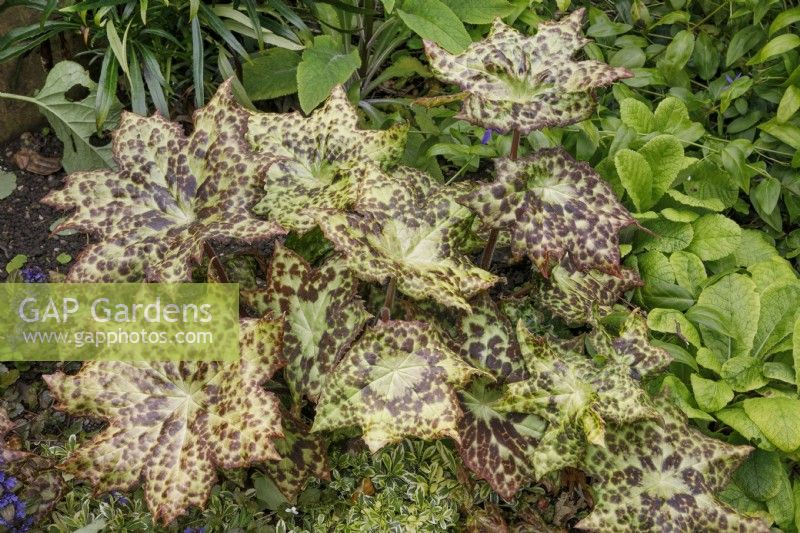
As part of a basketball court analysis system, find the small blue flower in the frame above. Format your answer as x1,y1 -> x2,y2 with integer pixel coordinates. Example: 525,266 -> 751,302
19,266 -> 47,283
480,128 -> 494,145
183,527 -> 206,533
0,470 -> 31,533
724,72 -> 742,87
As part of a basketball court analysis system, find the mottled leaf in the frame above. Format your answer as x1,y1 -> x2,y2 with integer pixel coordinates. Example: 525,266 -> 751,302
249,85 -> 408,232
424,8 -> 631,133
312,320 -> 483,451
464,147 -> 636,275
43,81 -> 285,282
242,244 -> 371,402
43,317 -> 286,524
578,396 -> 770,533
589,312 -> 672,379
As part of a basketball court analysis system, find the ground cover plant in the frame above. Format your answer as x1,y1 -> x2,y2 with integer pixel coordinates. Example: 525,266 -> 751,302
1,0 -> 800,531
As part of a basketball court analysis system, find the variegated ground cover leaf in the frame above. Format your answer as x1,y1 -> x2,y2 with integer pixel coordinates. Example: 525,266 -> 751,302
316,185 -> 500,311
241,244 -> 370,403
261,413 -> 330,503
424,9 -> 632,133
464,148 -> 637,276
249,85 -> 408,232
589,312 -> 672,380
43,80 -> 285,282
43,317 -> 286,524
538,264 -> 642,325
0,408 -> 64,526
312,320 -> 484,452
578,396 -> 770,532
497,324 -> 657,479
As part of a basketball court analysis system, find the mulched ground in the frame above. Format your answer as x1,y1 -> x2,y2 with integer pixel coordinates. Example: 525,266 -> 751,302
0,130 -> 86,279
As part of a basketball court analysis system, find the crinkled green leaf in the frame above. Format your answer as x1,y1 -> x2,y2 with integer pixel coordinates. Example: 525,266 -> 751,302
250,85 -> 408,232
43,81 -> 285,282
497,323 -> 657,478
686,214 -> 742,261
615,134 -> 691,211
424,8 -> 631,133
537,264 -> 641,325
43,317 -> 286,524
317,184 -> 499,311
751,281 -> 800,358
589,312 -> 672,379
743,398 -> 800,453
578,395 -> 770,533
690,374 -> 734,412
312,320 -> 483,451
696,274 -> 759,359
465,147 -> 636,275
242,244 -> 371,402
647,308 -> 702,348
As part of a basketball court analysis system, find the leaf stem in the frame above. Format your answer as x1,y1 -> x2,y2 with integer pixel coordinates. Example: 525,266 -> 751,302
203,241 -> 229,283
358,0 -> 375,79
479,129 -> 521,269
380,278 -> 396,322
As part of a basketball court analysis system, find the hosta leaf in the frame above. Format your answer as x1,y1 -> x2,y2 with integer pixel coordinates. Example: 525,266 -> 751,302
537,264 -> 642,325
242,244 -> 371,402
464,147 -> 637,275
43,81 -> 285,282
261,413 -> 331,503
0,408 -> 64,525
43,317 -> 286,524
424,8 -> 631,133
578,395 -> 770,533
312,320 -> 484,452
249,85 -> 408,232
589,312 -> 672,379
317,185 -> 499,311
497,324 -> 657,478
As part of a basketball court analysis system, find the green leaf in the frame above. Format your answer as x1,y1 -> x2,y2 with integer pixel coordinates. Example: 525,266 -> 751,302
296,35 -> 361,113
615,135 -> 688,211
44,318 -> 286,525
750,177 -> 782,228
0,170 -> 16,200
734,230 -> 780,267
579,395 -> 768,532
696,274 -> 759,360
669,251 -> 706,296
769,7 -> 800,36
751,281 -> 800,359
243,48 -> 301,101
242,245 -> 371,402
693,31 -> 719,80
5,254 -> 27,274
619,98 -> 653,133
747,34 -> 800,65
638,217 -> 694,253
466,147 -> 636,275
743,398 -> 800,453
56,253 -> 72,264
440,0 -> 514,24
658,29 -> 694,70
43,81 -> 285,281
647,308 -> 701,348
397,0 -> 471,54
759,119 -> 800,150
721,356 -> 767,392
652,97 -> 706,143
794,316 -> 800,393
732,449 -> 784,501
424,8 -> 631,133
716,405 -> 777,451
690,374 -> 734,412
777,85 -> 800,123
725,25 -> 765,66
312,320 -> 483,451
686,214 -> 742,261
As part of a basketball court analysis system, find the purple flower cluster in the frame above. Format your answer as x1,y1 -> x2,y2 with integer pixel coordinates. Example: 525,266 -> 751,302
183,527 -> 206,533
0,471 -> 33,533
19,266 -> 46,283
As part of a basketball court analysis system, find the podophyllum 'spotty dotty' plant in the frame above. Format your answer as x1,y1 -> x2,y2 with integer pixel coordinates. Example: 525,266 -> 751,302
10,8 -> 769,532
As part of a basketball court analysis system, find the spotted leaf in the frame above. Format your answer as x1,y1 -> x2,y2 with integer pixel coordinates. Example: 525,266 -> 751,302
316,185 -> 500,311
589,312 -> 672,380
43,80 -> 285,282
312,320 -> 484,452
538,264 -> 642,325
242,244 -> 371,403
578,395 -> 770,533
43,317 -> 286,525
496,323 -> 657,479
424,8 -> 631,133
464,147 -> 637,276
249,85 -> 408,232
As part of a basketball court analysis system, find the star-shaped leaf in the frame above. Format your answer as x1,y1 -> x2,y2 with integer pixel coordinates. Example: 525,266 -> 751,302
424,8 -> 632,133
538,264 -> 642,325
43,317 -> 286,524
589,312 -> 672,380
242,244 -> 371,403
0,408 -> 64,526
464,148 -> 637,276
317,185 -> 500,311
577,396 -> 771,533
312,320 -> 484,452
43,80 -> 285,282
261,413 -> 330,503
249,85 -> 408,232
496,324 -> 658,479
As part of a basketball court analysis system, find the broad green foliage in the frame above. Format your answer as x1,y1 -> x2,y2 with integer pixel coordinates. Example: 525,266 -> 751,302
242,244 -> 371,403
249,86 -> 407,233
696,274 -> 759,360
578,396 -> 769,533
424,9 -> 631,133
465,147 -> 636,275
313,320 -> 483,452
43,81 -> 285,282
296,37 -> 361,113
317,186 -> 499,311
43,318 -> 286,524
